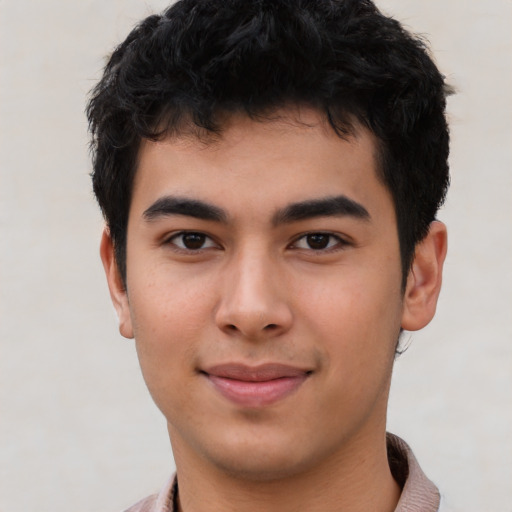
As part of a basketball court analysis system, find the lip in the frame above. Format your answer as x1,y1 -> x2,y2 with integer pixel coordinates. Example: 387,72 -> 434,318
202,363 -> 311,408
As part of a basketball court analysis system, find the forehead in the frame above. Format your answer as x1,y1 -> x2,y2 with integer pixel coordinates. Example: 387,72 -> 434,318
131,108 -> 390,222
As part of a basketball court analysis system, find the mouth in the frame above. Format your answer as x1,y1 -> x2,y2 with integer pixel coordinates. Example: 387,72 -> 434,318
201,363 -> 312,408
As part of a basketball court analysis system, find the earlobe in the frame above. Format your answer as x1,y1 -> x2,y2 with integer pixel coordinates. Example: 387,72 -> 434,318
99,229 -> 134,339
401,221 -> 448,331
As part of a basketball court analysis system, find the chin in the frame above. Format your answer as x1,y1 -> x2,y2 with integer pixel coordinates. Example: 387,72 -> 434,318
194,427 -> 330,483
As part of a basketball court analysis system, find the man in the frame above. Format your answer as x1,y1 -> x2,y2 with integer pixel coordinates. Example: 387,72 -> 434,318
87,0 -> 450,510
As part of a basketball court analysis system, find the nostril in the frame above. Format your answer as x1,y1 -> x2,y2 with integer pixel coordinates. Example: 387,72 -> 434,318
264,324 -> 278,330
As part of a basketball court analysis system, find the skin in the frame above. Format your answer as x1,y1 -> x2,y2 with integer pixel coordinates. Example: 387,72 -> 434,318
101,108 -> 447,512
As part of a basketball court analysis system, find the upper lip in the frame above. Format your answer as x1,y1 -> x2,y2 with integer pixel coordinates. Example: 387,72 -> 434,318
202,363 -> 312,382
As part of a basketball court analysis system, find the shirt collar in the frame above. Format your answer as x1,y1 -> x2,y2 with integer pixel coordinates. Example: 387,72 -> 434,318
387,433 -> 440,512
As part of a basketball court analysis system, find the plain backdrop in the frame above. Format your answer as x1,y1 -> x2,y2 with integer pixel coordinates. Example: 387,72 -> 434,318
1,1 -> 511,511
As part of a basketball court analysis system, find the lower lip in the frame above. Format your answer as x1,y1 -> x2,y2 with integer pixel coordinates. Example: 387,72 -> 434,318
207,374 -> 308,407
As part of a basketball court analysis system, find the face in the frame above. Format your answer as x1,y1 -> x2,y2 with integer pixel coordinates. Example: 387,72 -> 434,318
102,108 -> 445,481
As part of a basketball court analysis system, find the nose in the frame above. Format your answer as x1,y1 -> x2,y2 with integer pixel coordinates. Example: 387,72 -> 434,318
214,250 -> 293,340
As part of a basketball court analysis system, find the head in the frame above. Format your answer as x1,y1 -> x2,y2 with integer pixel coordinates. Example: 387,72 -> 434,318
87,0 -> 450,288
88,0 -> 450,485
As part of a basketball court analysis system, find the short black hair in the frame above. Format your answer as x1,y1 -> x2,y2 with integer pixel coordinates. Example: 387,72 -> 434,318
87,0 -> 451,286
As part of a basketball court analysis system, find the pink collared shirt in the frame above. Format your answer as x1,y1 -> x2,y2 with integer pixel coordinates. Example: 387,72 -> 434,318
123,434 -> 442,512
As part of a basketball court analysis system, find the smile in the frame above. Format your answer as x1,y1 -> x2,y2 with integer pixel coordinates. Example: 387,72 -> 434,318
202,363 -> 312,408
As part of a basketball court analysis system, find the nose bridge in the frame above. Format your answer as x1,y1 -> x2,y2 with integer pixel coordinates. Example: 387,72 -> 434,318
215,242 -> 292,338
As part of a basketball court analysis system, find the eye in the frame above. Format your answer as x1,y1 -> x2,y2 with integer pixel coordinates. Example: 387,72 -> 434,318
167,232 -> 218,251
292,233 -> 346,251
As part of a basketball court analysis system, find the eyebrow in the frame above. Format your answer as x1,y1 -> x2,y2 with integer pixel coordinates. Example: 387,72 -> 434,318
143,196 -> 228,222
272,195 -> 370,225
142,194 -> 370,225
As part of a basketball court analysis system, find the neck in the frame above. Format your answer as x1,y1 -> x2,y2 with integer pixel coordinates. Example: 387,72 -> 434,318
170,428 -> 401,512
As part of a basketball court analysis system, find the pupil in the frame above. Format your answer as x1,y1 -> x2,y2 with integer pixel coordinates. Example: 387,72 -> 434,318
183,233 -> 205,249
307,234 -> 329,249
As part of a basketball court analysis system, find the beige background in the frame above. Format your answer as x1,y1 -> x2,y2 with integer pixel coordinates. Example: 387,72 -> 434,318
1,1 -> 511,511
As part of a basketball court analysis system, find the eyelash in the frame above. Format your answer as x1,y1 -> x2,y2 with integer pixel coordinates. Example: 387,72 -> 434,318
290,232 -> 349,252
165,231 -> 220,253
164,231 -> 349,254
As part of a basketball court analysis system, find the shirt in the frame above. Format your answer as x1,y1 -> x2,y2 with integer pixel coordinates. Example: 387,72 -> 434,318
123,434 -> 442,512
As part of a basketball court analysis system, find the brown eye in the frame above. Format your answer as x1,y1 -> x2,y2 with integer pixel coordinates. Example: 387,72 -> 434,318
306,234 -> 331,249
182,233 -> 206,249
169,232 -> 217,251
292,233 -> 346,251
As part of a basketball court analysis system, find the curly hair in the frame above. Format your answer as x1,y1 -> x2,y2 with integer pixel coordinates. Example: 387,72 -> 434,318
87,0 -> 451,286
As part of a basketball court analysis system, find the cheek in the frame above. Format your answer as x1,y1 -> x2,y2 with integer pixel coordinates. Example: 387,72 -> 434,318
127,274 -> 214,397
129,262 -> 215,337
303,279 -> 401,425
298,270 -> 403,364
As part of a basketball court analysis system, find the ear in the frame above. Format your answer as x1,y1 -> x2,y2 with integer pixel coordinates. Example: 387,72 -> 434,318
100,229 -> 134,339
401,221 -> 448,331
